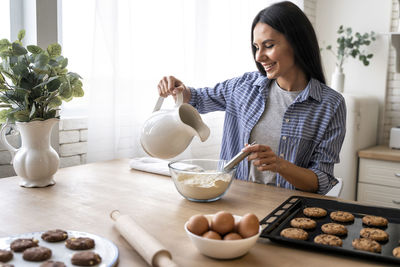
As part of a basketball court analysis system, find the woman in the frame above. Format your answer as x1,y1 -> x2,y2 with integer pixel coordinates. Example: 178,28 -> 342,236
158,1 -> 346,194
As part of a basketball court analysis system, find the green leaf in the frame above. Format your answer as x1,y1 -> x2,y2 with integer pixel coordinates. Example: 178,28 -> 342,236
47,78 -> 61,92
0,109 -> 10,124
60,58 -> 68,68
72,86 -> 84,97
34,54 -> 49,68
12,42 -> 27,56
29,103 -> 36,118
27,45 -> 43,54
44,109 -> 56,119
59,83 -> 72,99
14,110 -> 30,122
17,30 -> 26,42
47,43 -> 62,57
33,76 -> 59,89
0,39 -> 11,52
48,96 -> 62,108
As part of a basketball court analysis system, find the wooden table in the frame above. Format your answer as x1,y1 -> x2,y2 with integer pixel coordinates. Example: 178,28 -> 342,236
0,159 -> 394,266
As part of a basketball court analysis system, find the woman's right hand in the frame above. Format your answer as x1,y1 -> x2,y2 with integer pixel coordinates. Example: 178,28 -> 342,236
157,76 -> 191,103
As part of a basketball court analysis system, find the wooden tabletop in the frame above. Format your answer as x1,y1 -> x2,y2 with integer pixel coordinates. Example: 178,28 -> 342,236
358,145 -> 400,162
0,159 -> 394,267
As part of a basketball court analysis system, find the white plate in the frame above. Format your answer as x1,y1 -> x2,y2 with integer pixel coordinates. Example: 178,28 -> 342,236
0,230 -> 118,267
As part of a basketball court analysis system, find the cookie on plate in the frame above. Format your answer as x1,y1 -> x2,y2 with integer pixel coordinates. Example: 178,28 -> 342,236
290,217 -> 317,230
41,229 -> 68,242
65,237 -> 95,250
362,215 -> 388,227
71,251 -> 102,266
22,246 -> 52,262
360,228 -> 389,242
352,238 -> 381,253
321,223 -> 348,236
0,250 -> 13,262
40,260 -> 67,267
314,234 -> 343,247
10,238 -> 39,252
303,207 -> 327,218
330,211 -> 355,223
393,247 -> 400,258
280,228 -> 308,240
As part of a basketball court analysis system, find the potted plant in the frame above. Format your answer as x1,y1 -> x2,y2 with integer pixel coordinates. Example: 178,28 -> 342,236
0,30 -> 84,187
322,25 -> 376,92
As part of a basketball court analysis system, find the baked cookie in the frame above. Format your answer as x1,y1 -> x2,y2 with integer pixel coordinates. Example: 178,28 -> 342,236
0,250 -> 13,262
321,223 -> 348,236
362,215 -> 388,227
280,228 -> 308,240
330,211 -> 355,223
314,234 -> 343,247
0,264 -> 14,267
22,246 -> 52,262
290,217 -> 317,230
40,260 -> 67,267
352,238 -> 381,253
393,246 -> 400,258
65,237 -> 95,250
303,207 -> 327,218
41,229 -> 68,242
71,251 -> 102,266
10,238 -> 39,252
360,228 -> 389,242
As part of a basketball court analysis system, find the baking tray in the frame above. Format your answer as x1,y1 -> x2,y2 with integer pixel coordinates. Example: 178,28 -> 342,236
260,195 -> 400,264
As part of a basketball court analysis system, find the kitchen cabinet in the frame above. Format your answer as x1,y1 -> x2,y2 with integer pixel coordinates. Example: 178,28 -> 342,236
358,145 -> 400,208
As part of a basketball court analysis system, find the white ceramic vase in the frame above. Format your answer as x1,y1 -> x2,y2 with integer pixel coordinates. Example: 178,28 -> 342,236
0,118 -> 60,187
331,66 -> 345,93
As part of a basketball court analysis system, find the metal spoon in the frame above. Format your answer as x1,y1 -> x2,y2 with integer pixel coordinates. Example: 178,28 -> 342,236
223,141 -> 256,172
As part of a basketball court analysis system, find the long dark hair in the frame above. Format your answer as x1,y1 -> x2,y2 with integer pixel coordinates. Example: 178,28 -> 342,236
251,1 -> 325,84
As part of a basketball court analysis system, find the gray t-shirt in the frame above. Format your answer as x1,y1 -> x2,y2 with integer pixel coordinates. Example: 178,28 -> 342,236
249,80 -> 302,185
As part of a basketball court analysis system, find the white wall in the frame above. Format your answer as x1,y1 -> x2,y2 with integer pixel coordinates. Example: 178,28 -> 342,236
316,0 -> 392,143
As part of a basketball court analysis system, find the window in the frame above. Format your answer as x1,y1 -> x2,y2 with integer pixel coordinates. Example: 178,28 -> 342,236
59,0 -> 95,118
0,0 -> 10,40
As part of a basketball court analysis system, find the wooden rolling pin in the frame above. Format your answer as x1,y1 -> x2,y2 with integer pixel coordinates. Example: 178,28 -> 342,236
110,210 -> 178,267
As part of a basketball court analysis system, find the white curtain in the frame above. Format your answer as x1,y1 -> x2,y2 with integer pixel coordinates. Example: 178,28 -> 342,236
87,0 -> 279,162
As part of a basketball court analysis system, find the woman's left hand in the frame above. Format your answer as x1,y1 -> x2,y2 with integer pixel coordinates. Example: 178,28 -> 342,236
243,144 -> 281,173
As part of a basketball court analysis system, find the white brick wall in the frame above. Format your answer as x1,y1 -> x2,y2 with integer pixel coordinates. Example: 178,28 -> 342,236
59,117 -> 88,168
383,0 -> 400,144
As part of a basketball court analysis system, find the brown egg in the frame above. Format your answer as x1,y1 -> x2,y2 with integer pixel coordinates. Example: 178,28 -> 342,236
223,232 -> 243,240
238,213 -> 260,238
202,230 -> 222,240
187,214 -> 209,236
211,211 -> 235,235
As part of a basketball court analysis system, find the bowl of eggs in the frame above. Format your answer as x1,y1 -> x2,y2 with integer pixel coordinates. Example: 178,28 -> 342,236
168,159 -> 236,202
184,211 -> 261,259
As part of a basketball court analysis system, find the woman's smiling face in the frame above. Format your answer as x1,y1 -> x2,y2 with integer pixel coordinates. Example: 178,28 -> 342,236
252,22 -> 299,82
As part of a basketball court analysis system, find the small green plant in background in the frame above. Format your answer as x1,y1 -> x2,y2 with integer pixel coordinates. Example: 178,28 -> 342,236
0,30 -> 84,124
322,25 -> 376,69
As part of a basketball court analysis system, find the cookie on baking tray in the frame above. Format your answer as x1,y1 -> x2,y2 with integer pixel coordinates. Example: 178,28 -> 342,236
330,211 -> 355,223
0,249 -> 13,262
362,215 -> 388,227
290,217 -> 317,230
40,260 -> 67,267
10,238 -> 39,252
360,228 -> 389,242
280,228 -> 308,240
41,229 -> 68,242
303,207 -> 327,218
314,234 -> 343,247
321,223 -> 348,236
65,237 -> 95,250
22,246 -> 52,262
393,247 -> 400,258
352,238 -> 381,253
71,251 -> 102,266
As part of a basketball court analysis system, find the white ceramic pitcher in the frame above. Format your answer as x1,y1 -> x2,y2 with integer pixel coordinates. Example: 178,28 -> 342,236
0,118 -> 60,187
140,93 -> 210,159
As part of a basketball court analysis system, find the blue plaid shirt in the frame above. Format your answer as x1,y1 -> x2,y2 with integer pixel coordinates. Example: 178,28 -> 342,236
189,71 -> 346,194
